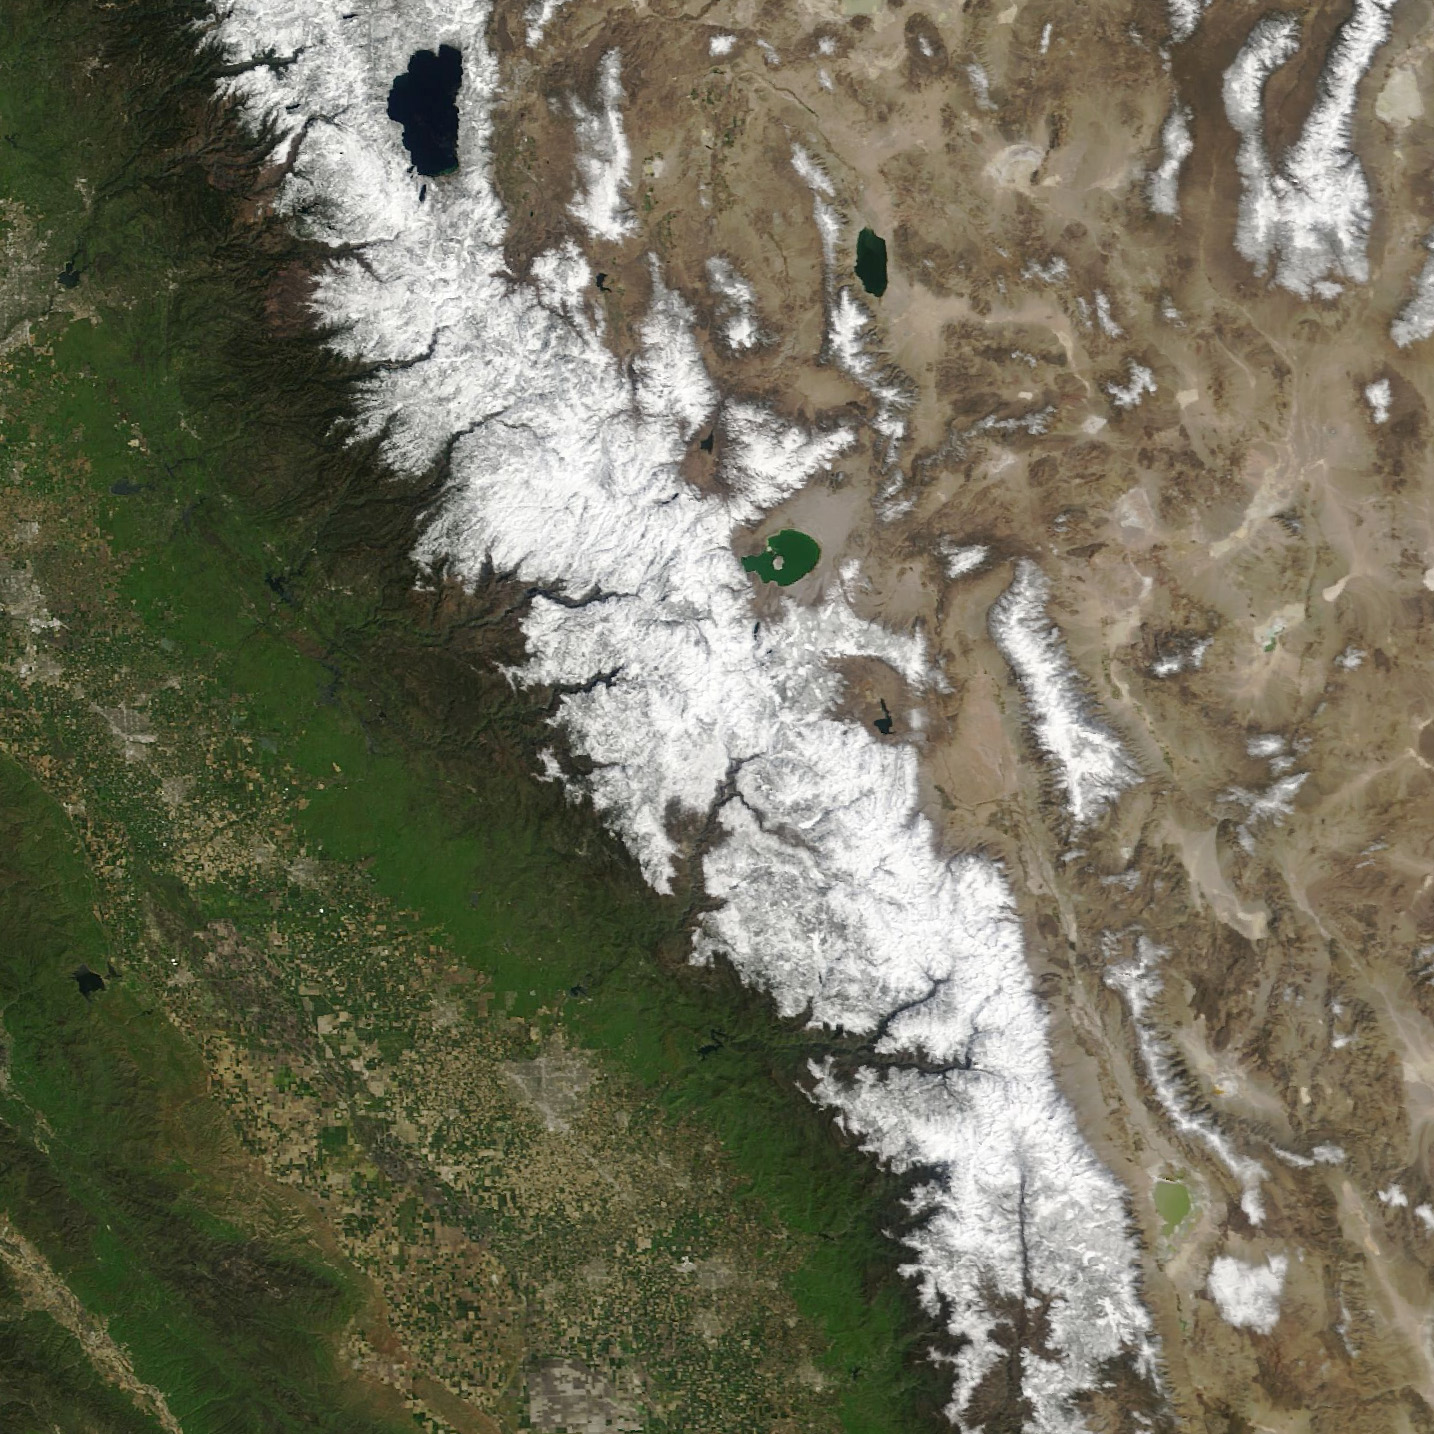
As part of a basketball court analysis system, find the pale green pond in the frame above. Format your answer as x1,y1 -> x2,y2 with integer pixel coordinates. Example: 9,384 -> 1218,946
1153,1179 -> 1191,1233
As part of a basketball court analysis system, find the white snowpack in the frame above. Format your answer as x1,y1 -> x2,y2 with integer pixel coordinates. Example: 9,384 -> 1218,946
706,256 -> 765,352
1222,1 -> 1397,297
523,0 -> 567,45
1392,238 -> 1434,345
1207,1254 -> 1288,1334
1364,377 -> 1391,423
1107,361 -> 1157,410
1275,1142 -> 1346,1166
790,146 -> 843,281
211,5 -> 1159,1426
1222,772 -> 1308,851
965,406 -> 1054,444
1105,936 -> 1268,1224
1151,635 -> 1210,677
874,472 -> 916,524
790,143 -> 835,200
708,32 -> 736,57
1416,1204 -> 1434,1231
1023,254 -> 1069,285
829,290 -> 908,444
1147,101 -> 1193,217
966,63 -> 995,110
1167,0 -> 1207,43
1379,1183 -> 1410,1207
941,543 -> 990,580
1246,733 -> 1286,760
1335,645 -> 1366,669
720,402 -> 853,508
1094,290 -> 1123,338
568,51 -> 637,242
989,561 -> 1142,827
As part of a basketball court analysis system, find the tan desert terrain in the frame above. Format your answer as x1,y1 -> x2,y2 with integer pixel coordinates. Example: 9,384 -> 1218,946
487,0 -> 1434,1426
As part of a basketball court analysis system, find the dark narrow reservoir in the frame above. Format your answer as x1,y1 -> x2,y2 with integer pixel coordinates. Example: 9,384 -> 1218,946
855,228 -> 888,297
743,530 -> 821,587
387,45 -> 462,177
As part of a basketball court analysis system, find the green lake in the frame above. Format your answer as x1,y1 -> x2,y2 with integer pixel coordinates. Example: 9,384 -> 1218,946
743,529 -> 822,586
855,228 -> 888,298
1153,1179 -> 1192,1233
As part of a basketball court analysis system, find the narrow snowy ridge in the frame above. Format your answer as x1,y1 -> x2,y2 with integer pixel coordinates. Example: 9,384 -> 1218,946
212,5 -> 1159,1427
1105,935 -> 1269,1224
1392,239 -> 1434,345
939,541 -> 989,580
568,50 -> 636,242
1166,0 -> 1207,44
1222,0 -> 1397,297
989,560 -> 1142,827
524,0 -> 567,46
1147,101 -> 1193,218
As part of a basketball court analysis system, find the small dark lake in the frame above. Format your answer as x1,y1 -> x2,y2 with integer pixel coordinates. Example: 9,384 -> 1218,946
387,45 -> 462,177
72,965 -> 105,998
855,228 -> 888,297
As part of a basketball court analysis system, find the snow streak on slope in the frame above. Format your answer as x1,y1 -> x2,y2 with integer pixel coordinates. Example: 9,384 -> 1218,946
1392,238 -> 1434,345
939,542 -> 989,580
523,0 -> 567,45
1094,291 -> 1123,338
1147,101 -> 1193,218
1222,1 -> 1397,297
1226,774 -> 1308,850
1167,0 -> 1207,44
212,5 -> 1157,1426
989,560 -> 1141,827
568,51 -> 636,241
